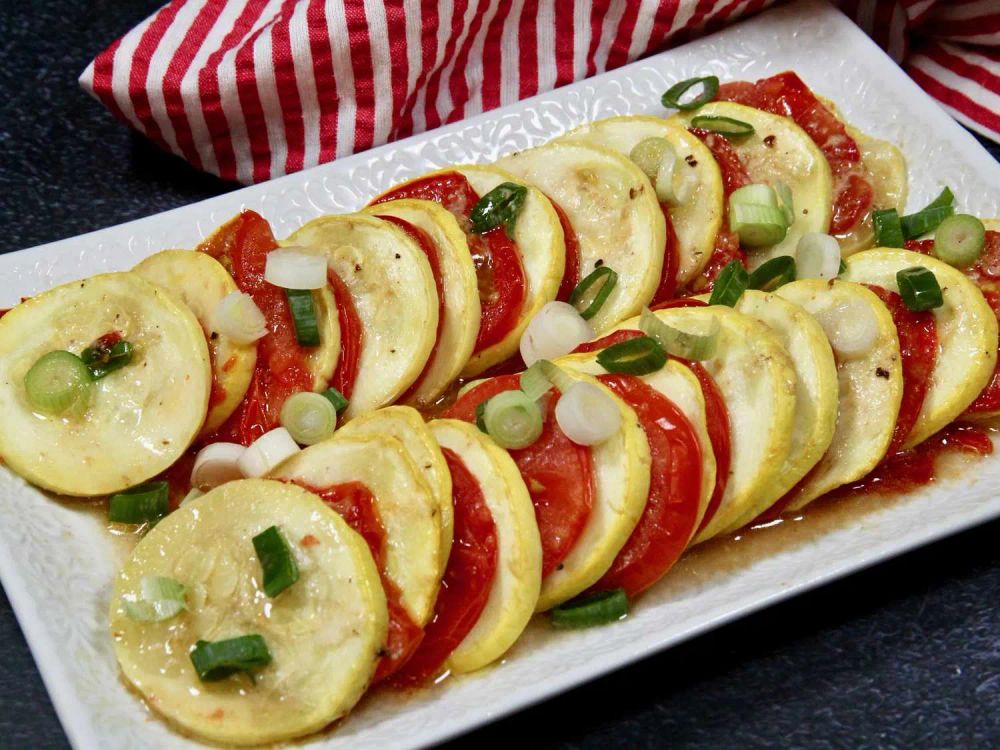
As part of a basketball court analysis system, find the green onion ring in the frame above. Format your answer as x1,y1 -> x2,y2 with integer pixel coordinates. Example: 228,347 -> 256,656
551,588 -> 629,629
596,335 -> 668,375
708,261 -> 749,307
661,76 -> 720,111
748,255 -> 796,292
569,266 -> 618,321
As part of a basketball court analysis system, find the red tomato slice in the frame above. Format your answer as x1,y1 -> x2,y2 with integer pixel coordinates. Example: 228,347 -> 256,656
375,214 -> 446,402
390,447 -> 498,686
650,204 -> 680,306
589,374 -> 702,596
689,127 -> 752,198
327,269 -> 363,400
571,320 -> 731,538
299,480 -> 424,683
550,197 -> 582,302
445,375 -> 594,576
830,173 -> 875,236
864,285 -> 938,453
371,172 -> 526,353
198,211 -> 314,445
909,231 -> 1000,415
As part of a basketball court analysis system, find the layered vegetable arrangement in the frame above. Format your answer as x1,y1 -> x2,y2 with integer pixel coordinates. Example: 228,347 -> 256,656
2,71 -> 1000,745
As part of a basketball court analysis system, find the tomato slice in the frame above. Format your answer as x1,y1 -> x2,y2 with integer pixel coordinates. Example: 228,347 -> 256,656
651,204 -> 680,305
590,374 -> 702,596
550,197 -> 582,302
375,214 -> 446,402
689,128 -> 752,199
327,269 -> 363,400
865,285 -> 938,452
371,172 -> 526,353
571,318 -> 731,538
198,211 -> 314,445
909,231 -> 1000,415
445,375 -> 594,576
390,447 -> 498,686
717,72 -> 873,236
299,480 -> 424,683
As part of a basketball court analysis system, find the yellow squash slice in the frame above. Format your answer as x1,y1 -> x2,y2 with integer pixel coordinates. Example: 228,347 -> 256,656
776,280 -> 903,511
429,419 -> 541,673
287,214 -> 438,419
110,479 -> 387,746
0,272 -> 210,496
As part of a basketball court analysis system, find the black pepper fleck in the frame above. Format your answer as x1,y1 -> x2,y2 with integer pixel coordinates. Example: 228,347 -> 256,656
876,367 -> 890,379
595,259 -> 604,267
763,135 -> 776,147
685,155 -> 698,167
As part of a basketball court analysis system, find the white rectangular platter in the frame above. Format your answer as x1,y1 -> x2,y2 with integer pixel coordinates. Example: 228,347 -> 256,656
2,1 -> 1000,748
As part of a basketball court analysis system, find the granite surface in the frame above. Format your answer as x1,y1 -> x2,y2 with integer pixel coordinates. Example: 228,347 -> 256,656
0,2 -> 998,749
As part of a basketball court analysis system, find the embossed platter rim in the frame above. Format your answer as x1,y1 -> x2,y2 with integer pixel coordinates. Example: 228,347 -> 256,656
2,1 -> 1000,748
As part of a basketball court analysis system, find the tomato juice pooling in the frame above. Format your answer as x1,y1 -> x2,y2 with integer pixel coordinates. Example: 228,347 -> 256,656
197,211 -> 315,445
371,173 -> 526,353
390,448 -> 498,686
298,480 -> 424,683
717,71 -> 874,236
445,375 -> 595,577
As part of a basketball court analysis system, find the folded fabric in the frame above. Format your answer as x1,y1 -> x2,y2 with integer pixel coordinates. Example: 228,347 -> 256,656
80,0 -> 1000,185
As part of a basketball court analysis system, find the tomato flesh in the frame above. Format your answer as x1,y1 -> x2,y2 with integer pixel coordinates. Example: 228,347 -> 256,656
300,480 -> 424,683
372,172 -> 526,353
445,375 -> 594,576
550,198 -> 582,302
375,214 -> 446,402
390,448 -> 498,686
590,374 -> 702,597
651,204 -> 680,305
327,269 -> 363,400
909,231 -> 1000,415
198,211 -> 314,445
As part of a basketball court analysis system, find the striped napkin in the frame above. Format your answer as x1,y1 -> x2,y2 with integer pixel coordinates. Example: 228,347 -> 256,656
80,0 -> 1000,185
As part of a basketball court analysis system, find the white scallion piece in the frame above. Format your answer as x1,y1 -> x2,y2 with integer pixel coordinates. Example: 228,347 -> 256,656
796,233 -> 842,280
519,301 -> 594,367
211,291 -> 268,345
123,575 -> 187,623
554,381 -> 621,446
263,248 -> 328,290
238,427 -> 301,478
818,298 -> 878,359
190,442 -> 246,490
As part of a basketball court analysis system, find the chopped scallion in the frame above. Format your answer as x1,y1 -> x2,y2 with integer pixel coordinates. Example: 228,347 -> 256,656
108,482 -> 169,525
639,307 -> 719,360
689,114 -> 754,138
900,205 -> 954,240
551,588 -> 628,629
896,266 -> 943,311
932,214 -> 986,269
748,255 -> 796,292
280,391 -> 337,445
23,350 -> 93,415
253,525 -> 300,597
81,337 -> 134,379
190,635 -> 272,682
285,289 -> 320,347
470,182 -> 528,238
569,266 -> 618,321
481,390 -> 544,449
661,76 -> 719,111
123,575 -> 186,623
596,336 -> 667,375
708,261 -> 749,307
872,208 -> 905,248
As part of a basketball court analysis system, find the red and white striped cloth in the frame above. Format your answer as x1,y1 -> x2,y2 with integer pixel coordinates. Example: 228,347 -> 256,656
80,0 -> 1000,185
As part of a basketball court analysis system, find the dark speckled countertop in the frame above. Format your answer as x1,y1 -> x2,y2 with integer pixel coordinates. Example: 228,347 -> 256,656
1,2 -> 998,749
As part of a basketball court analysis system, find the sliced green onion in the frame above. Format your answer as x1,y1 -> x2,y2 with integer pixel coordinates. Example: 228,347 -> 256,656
470,182 -> 528,238
285,289 -> 320,347
554,381 -> 621,446
896,266 -> 944,311
629,137 -> 670,181
639,307 -> 719,360
475,399 -> 488,433
457,378 -> 487,399
569,266 -> 618,321
932,214 -> 986,269
748,255 -> 796,292
872,208 -> 905,248
519,362 -> 554,401
253,525 -> 300,597
730,183 -> 778,208
596,335 -> 667,375
23,350 -> 93,415
774,181 -> 795,226
481,390 -> 543,449
729,202 -> 789,247
689,114 -> 754,138
108,481 -> 169,525
653,144 -> 694,206
321,387 -> 349,414
280,391 -> 337,445
708,260 -> 749,307
924,186 -> 955,211
661,75 -> 719,111
535,360 -> 577,394
190,635 -> 272,682
81,337 -> 134,379
123,575 -> 187,623
900,205 -> 954,240
838,259 -> 848,275
796,232 -> 842,281
551,588 -> 628,629
520,301 -> 595,366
